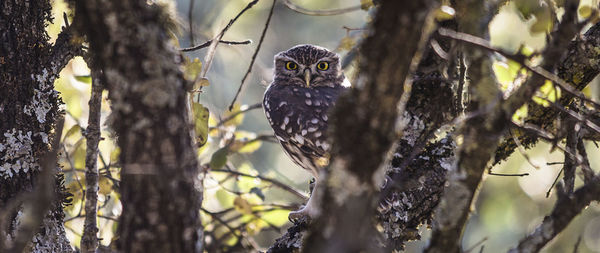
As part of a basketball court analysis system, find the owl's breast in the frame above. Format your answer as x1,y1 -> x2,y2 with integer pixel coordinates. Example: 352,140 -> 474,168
263,84 -> 343,170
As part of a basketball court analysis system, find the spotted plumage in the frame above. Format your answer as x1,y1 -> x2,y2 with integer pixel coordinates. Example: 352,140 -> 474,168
263,44 -> 349,219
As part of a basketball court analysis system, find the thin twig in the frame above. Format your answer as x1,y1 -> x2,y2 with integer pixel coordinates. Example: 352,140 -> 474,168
283,0 -> 362,16
213,103 -> 262,129
229,0 -> 277,111
546,167 -> 564,198
510,128 -> 540,169
209,167 -> 308,201
188,0 -> 195,46
198,0 -> 259,79
180,39 -> 251,52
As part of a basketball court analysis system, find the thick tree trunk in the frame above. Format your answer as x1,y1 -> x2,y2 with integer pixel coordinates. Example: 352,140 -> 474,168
0,0 -> 80,252
72,1 -> 203,252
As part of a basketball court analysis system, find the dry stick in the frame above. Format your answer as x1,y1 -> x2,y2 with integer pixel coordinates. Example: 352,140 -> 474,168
180,39 -> 252,52
188,0 -> 195,46
212,103 -> 262,129
283,0 -> 362,16
228,0 -> 276,111
80,67 -> 103,253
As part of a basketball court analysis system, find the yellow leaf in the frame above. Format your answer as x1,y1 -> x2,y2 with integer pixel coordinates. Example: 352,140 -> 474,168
532,80 -> 561,107
183,57 -> 202,81
222,103 -> 245,127
360,0 -> 373,10
579,5 -> 593,19
337,36 -> 356,52
192,102 -> 209,146
512,104 -> 528,124
233,196 -> 253,214
229,131 -> 262,153
99,177 -> 114,195
434,5 -> 455,21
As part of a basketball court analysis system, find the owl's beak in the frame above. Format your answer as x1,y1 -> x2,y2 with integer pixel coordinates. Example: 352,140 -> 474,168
304,69 -> 311,87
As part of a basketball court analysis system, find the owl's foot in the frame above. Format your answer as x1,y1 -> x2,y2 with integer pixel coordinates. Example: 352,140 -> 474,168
288,206 -> 311,223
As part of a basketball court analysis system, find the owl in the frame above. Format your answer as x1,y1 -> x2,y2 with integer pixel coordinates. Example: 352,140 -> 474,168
263,44 -> 348,220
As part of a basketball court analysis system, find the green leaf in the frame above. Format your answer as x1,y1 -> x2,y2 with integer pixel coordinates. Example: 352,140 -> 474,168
209,147 -> 228,170
360,0 -> 373,10
230,131 -> 262,154
74,75 -> 92,84
183,57 -> 203,81
532,80 -> 561,107
222,103 -> 245,127
512,104 -> 528,124
530,5 -> 552,34
261,209 -> 290,227
192,102 -> 209,146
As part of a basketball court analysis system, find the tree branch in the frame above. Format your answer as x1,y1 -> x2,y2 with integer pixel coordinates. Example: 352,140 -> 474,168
509,174 -> 600,252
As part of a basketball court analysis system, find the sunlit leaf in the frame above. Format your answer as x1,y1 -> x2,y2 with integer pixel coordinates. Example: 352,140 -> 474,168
230,131 -> 262,153
215,188 -> 235,208
222,103 -> 245,127
434,5 -> 455,21
183,57 -> 202,81
192,102 -> 209,146
110,147 -> 120,163
360,0 -> 373,10
261,209 -> 290,227
530,5 -> 552,34
532,80 -> 561,107
337,36 -> 356,51
579,5 -> 593,19
99,176 -> 114,195
515,0 -> 541,18
233,196 -> 253,214
210,147 -> 229,169
512,104 -> 529,124
74,75 -> 92,84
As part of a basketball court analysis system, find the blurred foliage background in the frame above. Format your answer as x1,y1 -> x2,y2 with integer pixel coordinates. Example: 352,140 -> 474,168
47,0 -> 600,252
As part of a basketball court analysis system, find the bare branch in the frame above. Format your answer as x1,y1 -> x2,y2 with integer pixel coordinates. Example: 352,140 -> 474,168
180,39 -> 251,52
228,0 -> 276,111
509,175 -> 600,252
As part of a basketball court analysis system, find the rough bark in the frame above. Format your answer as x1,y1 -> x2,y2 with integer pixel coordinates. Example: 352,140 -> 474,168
80,64 -> 103,253
301,1 -> 435,252
426,1 -> 582,252
0,0 -> 81,251
71,1 -> 203,252
267,2 -> 600,252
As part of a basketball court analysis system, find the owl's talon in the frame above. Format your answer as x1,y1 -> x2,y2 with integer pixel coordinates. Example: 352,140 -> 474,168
288,208 -> 311,223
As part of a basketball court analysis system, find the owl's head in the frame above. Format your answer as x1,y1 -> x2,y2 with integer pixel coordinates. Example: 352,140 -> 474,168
273,44 -> 344,88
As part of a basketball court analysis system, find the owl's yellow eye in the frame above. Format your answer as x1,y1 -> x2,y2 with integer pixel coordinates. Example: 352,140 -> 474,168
317,61 -> 329,71
285,61 -> 298,70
